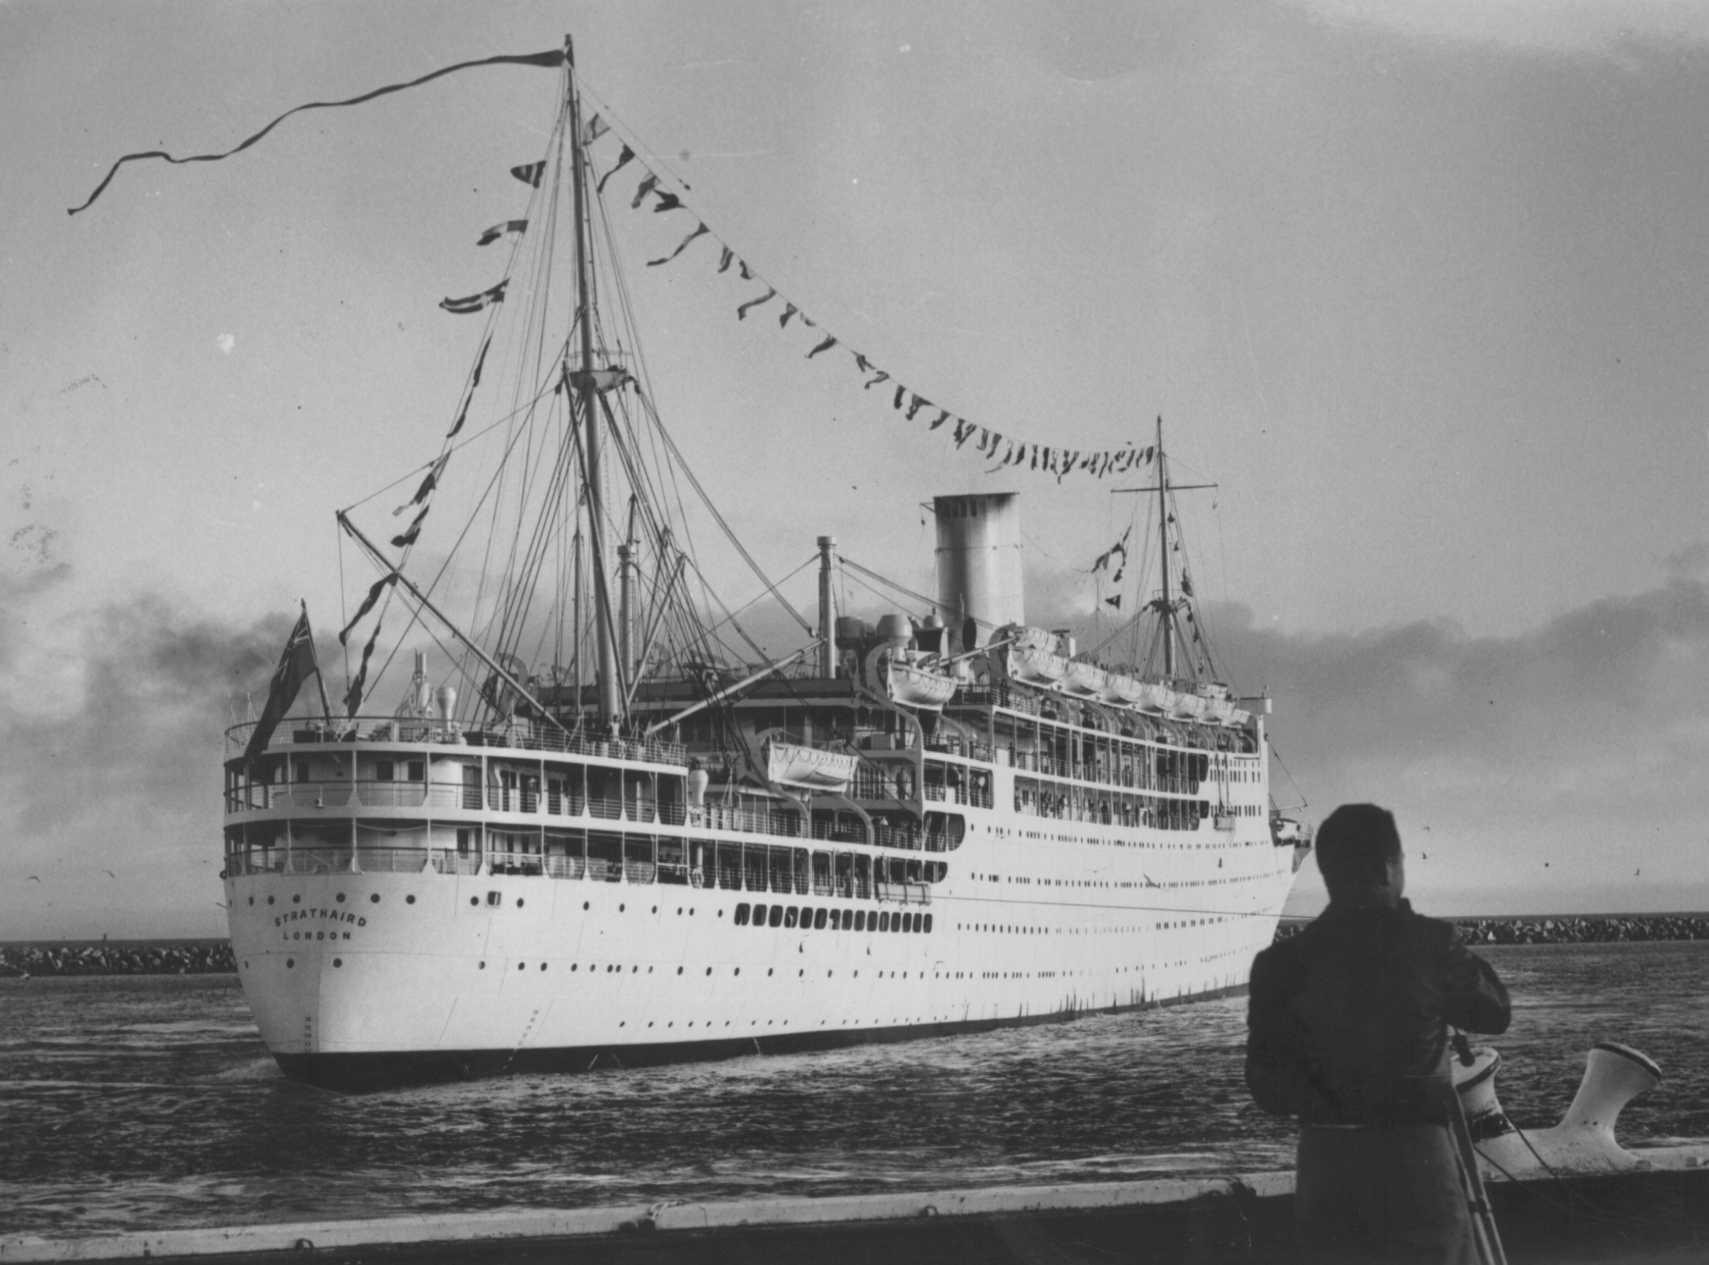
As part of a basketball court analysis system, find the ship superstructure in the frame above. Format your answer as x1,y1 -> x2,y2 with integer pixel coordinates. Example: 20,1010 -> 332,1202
218,40 -> 1307,1089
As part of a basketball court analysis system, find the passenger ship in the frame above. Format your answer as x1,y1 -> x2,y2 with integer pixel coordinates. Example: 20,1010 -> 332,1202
220,40 -> 1309,1089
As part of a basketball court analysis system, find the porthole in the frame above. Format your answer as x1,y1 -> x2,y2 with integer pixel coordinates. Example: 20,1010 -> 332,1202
333,958 -> 343,968
285,957 -> 295,968
479,961 -> 487,970
518,962 -> 526,971
470,896 -> 479,906
247,896 -> 254,906
406,895 -> 416,904
370,893 -> 381,904
267,896 -> 275,905
336,893 -> 346,904
516,898 -> 525,908
292,894 -> 301,904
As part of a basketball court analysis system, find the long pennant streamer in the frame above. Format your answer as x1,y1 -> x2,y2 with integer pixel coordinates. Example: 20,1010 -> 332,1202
69,48 -> 565,216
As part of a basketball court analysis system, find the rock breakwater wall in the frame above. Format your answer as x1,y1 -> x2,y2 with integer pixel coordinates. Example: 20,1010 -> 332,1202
1276,913 -> 1709,946
0,940 -> 235,978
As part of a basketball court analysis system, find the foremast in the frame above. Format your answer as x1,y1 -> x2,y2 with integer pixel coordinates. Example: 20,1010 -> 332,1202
564,35 -> 624,730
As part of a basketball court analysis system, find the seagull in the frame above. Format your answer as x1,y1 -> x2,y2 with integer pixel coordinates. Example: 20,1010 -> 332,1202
103,870 -> 116,879
26,875 -> 41,883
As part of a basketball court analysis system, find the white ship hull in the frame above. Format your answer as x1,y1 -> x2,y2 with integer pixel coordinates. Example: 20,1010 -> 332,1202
224,716 -> 1301,1089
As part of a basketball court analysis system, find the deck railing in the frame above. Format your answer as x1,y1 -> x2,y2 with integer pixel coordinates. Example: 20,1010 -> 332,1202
227,716 -> 687,767
226,844 -> 930,904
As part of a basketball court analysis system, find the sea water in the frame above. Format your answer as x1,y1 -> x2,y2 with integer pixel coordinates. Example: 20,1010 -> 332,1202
1,941 -> 1704,1237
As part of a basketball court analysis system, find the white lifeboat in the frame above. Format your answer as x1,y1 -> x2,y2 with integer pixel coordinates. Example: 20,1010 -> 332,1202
764,739 -> 859,792
886,655 -> 958,710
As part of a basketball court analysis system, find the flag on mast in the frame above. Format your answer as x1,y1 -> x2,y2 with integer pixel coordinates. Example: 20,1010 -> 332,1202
243,604 -> 329,765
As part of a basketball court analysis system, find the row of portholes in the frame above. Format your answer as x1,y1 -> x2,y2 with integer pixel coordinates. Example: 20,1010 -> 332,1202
732,902 -> 932,934
255,893 -> 417,906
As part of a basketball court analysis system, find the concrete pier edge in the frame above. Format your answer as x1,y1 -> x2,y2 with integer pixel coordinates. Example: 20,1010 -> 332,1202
4,1148 -> 1707,1265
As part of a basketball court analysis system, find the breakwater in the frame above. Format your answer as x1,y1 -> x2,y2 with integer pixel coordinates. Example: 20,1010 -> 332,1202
4,915 -> 1706,978
1276,912 -> 1709,945
0,940 -> 234,978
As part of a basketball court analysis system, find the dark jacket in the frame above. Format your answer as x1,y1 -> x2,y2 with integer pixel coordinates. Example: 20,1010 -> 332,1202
1245,900 -> 1510,1126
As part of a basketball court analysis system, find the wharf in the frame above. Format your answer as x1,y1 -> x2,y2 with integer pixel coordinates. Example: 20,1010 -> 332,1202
4,1149 -> 1707,1265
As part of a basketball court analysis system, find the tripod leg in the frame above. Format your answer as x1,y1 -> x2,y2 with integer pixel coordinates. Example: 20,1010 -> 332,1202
1445,1085 -> 1508,1265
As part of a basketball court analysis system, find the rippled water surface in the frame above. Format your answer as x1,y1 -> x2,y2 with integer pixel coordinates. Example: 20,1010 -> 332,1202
1,941 -> 1704,1236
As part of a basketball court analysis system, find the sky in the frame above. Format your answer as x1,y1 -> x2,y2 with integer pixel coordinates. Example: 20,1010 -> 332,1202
3,0 -> 1707,938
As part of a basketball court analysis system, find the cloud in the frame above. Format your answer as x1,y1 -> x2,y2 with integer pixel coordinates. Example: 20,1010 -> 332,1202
1282,0 -> 1709,58
1664,541 -> 1709,578
1208,577 -> 1709,913
217,333 -> 236,355
0,587 -> 304,938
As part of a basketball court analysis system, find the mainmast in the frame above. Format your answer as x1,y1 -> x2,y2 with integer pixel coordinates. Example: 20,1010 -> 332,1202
1114,416 -> 1216,683
1155,416 -> 1174,677
564,36 -> 623,728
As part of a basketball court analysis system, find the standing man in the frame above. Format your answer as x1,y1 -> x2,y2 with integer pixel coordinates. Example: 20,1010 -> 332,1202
1246,803 -> 1511,1263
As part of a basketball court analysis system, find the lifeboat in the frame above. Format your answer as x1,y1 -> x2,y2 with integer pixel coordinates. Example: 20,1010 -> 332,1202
1169,691 -> 1206,721
1007,643 -> 1069,686
1195,681 -> 1235,724
1064,660 -> 1108,697
885,656 -> 958,709
764,739 -> 858,792
1137,682 -> 1174,714
1104,672 -> 1145,705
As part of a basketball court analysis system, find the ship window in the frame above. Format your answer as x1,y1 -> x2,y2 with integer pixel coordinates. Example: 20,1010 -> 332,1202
752,903 -> 766,926
768,904 -> 784,928
924,914 -> 933,933
735,903 -> 750,925
879,911 -> 890,932
814,908 -> 827,930
784,907 -> 799,929
855,911 -> 866,932
376,761 -> 394,781
408,760 -> 424,781
294,763 -> 308,784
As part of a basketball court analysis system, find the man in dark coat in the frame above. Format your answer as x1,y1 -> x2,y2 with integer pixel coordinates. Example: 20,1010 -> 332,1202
1246,803 -> 1511,1264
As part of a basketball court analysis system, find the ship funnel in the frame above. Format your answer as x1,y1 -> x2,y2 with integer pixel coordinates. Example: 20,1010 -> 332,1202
933,492 -> 1023,656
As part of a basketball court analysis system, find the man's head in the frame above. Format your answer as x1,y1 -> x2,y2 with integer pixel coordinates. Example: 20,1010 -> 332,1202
1314,803 -> 1405,904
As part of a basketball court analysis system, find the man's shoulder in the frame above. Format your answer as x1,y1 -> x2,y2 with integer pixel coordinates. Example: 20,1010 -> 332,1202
1251,932 -> 1306,980
1399,904 -> 1463,952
